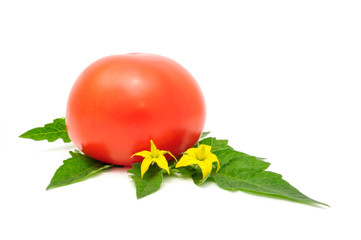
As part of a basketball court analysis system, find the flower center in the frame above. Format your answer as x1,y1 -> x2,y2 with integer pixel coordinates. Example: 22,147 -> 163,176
197,145 -> 207,161
150,140 -> 160,158
151,150 -> 160,158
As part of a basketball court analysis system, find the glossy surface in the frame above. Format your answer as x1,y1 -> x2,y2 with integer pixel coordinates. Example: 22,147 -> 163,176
66,53 -> 206,166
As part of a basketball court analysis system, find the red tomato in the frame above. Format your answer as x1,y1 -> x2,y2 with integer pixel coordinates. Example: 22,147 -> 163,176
66,53 -> 206,166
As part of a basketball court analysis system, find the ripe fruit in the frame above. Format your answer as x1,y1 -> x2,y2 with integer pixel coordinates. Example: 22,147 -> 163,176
66,53 -> 206,166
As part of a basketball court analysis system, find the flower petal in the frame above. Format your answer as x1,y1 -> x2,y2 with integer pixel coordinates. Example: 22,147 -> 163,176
150,140 -> 159,157
132,150 -> 151,159
160,150 -> 177,161
197,160 -> 213,181
176,155 -> 200,168
140,157 -> 153,179
183,147 -> 199,158
153,155 -> 170,174
205,153 -> 220,173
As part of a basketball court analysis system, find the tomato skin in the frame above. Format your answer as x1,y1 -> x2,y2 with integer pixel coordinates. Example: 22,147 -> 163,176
66,53 -> 206,166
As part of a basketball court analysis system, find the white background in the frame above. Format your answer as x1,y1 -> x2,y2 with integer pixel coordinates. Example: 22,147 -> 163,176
1,0 -> 360,239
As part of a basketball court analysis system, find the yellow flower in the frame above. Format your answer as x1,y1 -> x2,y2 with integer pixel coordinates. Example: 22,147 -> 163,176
131,140 -> 176,179
176,144 -> 220,182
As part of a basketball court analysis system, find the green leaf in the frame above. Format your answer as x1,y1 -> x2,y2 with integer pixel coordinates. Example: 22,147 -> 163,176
19,118 -> 71,143
200,131 -> 211,139
215,148 -> 270,170
127,162 -> 163,199
193,132 -> 211,147
197,137 -> 328,206
191,168 -> 207,185
46,151 -> 114,190
198,137 -> 233,152
176,166 -> 197,177
214,170 -> 328,206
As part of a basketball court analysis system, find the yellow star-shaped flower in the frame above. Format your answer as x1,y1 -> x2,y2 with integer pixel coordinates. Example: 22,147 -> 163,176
176,144 -> 220,182
131,140 -> 176,179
